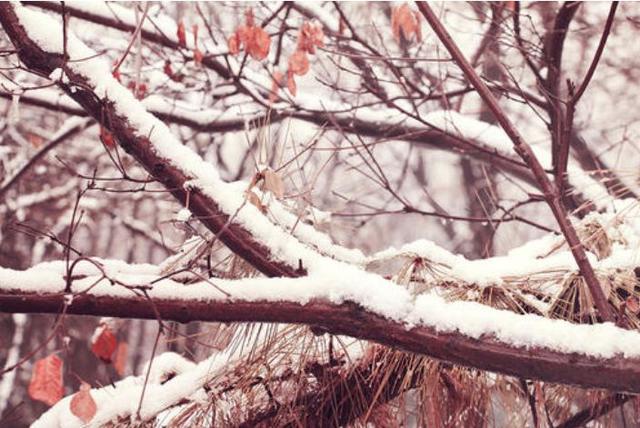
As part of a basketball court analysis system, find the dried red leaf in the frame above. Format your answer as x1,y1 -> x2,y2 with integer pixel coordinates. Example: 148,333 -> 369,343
228,33 -> 241,55
177,20 -> 187,48
192,23 -> 199,45
288,50 -> 309,76
70,382 -> 97,423
27,133 -> 45,148
194,48 -> 204,65
413,11 -> 422,42
112,68 -> 121,82
163,60 -> 174,78
244,7 -> 255,27
391,4 -> 420,42
298,21 -> 324,54
286,70 -> 297,96
262,169 -> 285,198
246,26 -> 271,60
28,354 -> 64,406
228,8 -> 271,61
99,126 -> 115,149
113,342 -> 128,376
627,296 -> 640,314
245,190 -> 266,213
136,82 -> 147,99
91,324 -> 117,363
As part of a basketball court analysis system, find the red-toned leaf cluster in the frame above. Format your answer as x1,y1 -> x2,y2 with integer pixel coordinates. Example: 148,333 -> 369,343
273,20 -> 324,99
227,8 -> 271,61
69,382 -> 97,423
297,20 -> 325,54
391,4 -> 422,43
91,323 -> 118,363
28,353 -> 64,406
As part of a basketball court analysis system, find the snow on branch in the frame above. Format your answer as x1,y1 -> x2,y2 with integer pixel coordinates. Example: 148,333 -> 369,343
3,256 -> 640,393
18,1 -> 615,205
5,0 -> 640,398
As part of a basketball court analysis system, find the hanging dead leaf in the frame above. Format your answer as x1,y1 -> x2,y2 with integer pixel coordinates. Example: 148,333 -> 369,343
194,48 -> 204,65
228,33 -> 240,55
91,324 -> 117,363
286,70 -> 297,96
391,4 -> 420,42
298,21 -> 324,54
262,169 -> 285,199
413,11 -> 422,42
244,7 -> 255,27
177,20 -> 187,48
27,132 -> 45,148
246,26 -> 271,60
288,50 -> 309,76
228,8 -> 271,61
113,341 -> 128,376
70,382 -> 97,423
245,190 -> 266,213
28,353 -> 64,406
192,24 -> 203,65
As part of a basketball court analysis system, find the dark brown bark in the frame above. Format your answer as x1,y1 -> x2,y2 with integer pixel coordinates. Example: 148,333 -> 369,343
2,287 -> 640,394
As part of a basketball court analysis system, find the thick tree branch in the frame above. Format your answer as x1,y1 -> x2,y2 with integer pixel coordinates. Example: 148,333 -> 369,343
2,285 -> 640,394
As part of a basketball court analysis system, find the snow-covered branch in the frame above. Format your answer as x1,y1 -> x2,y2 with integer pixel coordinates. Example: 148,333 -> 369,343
2,257 -> 640,393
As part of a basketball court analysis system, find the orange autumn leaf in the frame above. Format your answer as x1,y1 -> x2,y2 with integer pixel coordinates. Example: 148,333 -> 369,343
70,382 -> 97,423
28,354 -> 64,406
244,7 -> 255,27
286,70 -> 297,96
288,50 -> 309,76
391,4 -> 420,42
91,324 -> 117,363
177,20 -> 187,48
194,48 -> 204,65
192,24 -> 203,65
113,342 -> 128,376
227,8 -> 271,61
298,21 -> 324,54
246,26 -> 271,60
27,132 -> 45,148
228,33 -> 240,55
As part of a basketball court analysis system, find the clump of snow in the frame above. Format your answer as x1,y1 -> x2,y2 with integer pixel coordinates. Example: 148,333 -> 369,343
175,208 -> 191,222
